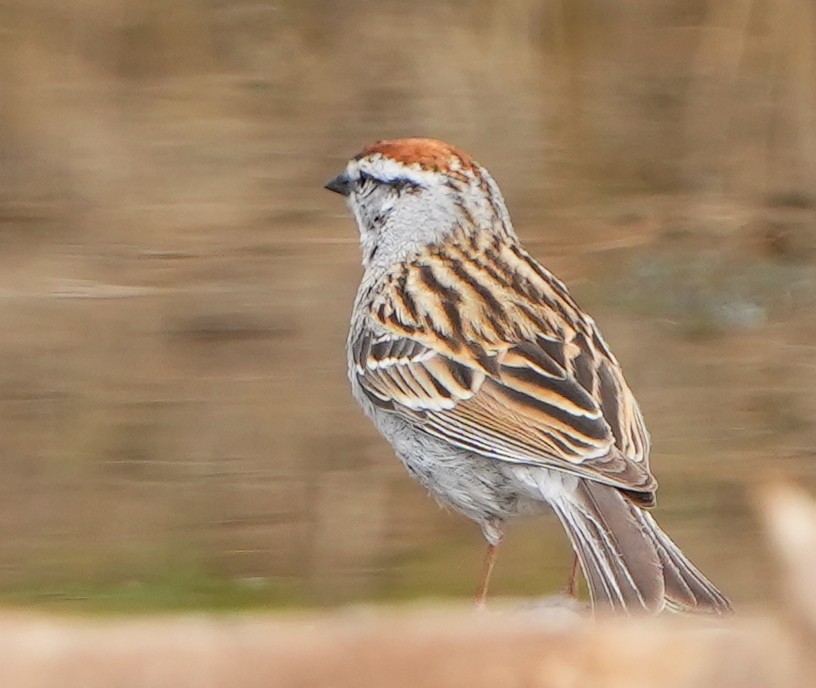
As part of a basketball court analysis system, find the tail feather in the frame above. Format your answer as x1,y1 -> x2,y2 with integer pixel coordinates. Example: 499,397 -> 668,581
552,480 -> 731,614
551,481 -> 664,613
639,510 -> 732,613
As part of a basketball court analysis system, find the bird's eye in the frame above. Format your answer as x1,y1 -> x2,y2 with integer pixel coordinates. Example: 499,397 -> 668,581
353,173 -> 379,197
356,172 -> 421,195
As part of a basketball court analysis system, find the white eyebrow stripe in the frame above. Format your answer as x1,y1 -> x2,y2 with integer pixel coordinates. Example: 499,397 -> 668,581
349,157 -> 442,187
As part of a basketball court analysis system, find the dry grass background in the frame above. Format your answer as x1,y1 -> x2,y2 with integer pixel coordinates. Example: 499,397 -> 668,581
0,0 -> 815,615
0,485 -> 814,688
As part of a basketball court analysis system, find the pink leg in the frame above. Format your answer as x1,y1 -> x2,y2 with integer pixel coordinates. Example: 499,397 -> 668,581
565,552 -> 580,597
475,542 -> 499,608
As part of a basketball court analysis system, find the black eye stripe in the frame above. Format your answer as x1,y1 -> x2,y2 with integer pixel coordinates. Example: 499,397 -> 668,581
357,172 -> 421,193
393,179 -> 421,193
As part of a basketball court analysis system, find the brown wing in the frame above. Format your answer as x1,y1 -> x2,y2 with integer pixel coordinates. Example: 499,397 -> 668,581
352,233 -> 655,497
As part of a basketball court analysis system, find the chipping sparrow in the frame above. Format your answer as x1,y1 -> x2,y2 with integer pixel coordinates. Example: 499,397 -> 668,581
325,138 -> 731,614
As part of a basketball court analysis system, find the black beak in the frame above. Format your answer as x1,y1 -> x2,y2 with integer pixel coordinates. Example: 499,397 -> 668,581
324,172 -> 351,196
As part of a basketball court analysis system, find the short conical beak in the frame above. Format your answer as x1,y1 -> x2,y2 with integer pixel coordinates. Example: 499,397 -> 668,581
324,172 -> 351,196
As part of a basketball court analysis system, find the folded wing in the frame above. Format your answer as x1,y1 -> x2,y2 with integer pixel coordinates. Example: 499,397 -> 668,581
351,237 -> 656,500
352,331 -> 655,497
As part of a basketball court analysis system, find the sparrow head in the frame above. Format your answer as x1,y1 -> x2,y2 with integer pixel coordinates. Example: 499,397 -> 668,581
325,138 -> 515,268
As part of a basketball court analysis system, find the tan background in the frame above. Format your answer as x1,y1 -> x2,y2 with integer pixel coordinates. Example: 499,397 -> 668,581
0,0 -> 815,611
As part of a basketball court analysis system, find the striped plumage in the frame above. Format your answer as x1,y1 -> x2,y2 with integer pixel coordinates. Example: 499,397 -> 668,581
326,138 -> 731,614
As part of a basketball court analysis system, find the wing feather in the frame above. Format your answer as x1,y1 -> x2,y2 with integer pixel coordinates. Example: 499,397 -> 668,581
351,234 -> 656,497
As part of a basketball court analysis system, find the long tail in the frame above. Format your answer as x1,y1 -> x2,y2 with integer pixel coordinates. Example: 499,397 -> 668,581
550,480 -> 732,614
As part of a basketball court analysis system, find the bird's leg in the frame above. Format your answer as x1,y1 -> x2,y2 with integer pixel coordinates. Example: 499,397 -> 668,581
565,552 -> 580,598
475,542 -> 499,609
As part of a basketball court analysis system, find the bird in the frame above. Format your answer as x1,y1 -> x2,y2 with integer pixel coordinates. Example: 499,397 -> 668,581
324,137 -> 731,614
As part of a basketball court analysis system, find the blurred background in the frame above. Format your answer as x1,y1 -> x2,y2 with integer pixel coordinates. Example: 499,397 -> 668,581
0,0 -> 814,613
